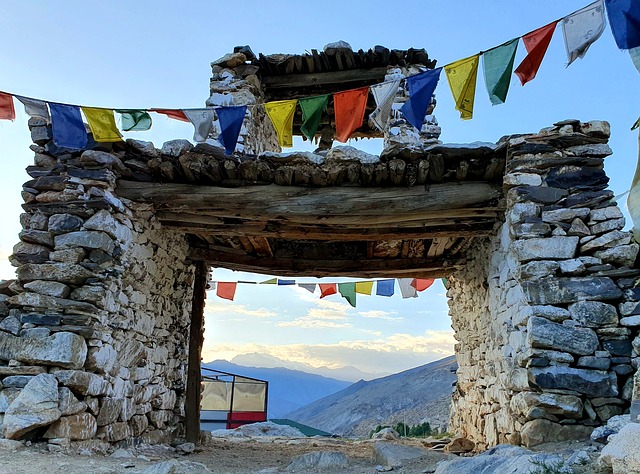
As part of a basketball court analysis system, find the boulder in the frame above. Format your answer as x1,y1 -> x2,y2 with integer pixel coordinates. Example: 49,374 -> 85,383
54,230 -> 115,254
529,366 -> 618,397
43,412 -> 97,440
444,437 -> 475,453
372,427 -> 399,440
520,419 -> 592,448
2,373 -> 61,439
527,317 -> 598,355
510,391 -> 583,419
16,263 -> 93,285
79,150 -> 127,174
599,422 -> 640,473
0,331 -> 87,369
286,451 -> 348,471
141,459 -> 213,474
54,370 -> 109,396
512,237 -> 578,262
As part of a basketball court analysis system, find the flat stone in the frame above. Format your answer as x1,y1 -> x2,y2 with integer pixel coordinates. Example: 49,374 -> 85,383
558,258 -> 586,275
54,231 -> 115,254
47,214 -> 84,235
545,166 -> 608,191
568,218 -> 591,237
516,261 -> 559,279
0,316 -> 21,336
595,245 -> 639,267
528,317 -> 598,355
212,52 -> 247,68
0,366 -> 46,376
11,242 -> 50,264
20,313 -> 61,325
542,208 -> 590,223
16,263 -> 93,285
569,301 -> 618,327
581,230 -> 632,253
522,276 -> 622,304
1,376 -> 34,388
566,143 -> 613,157
511,222 -> 551,239
603,339 -> 633,357
590,218 -> 625,235
80,150 -> 127,174
577,356 -> 611,370
508,186 -> 568,204
140,460 -> 213,474
287,451 -> 349,471
58,387 -> 87,416
434,446 -> 567,474
512,236 -> 578,262
510,391 -> 583,419
19,230 -> 54,247
0,332 -> 87,369
529,366 -> 618,397
520,419 -> 592,448
2,373 -> 61,439
161,139 -> 193,157
22,280 -> 71,298
591,206 -> 623,221
503,173 -> 542,187
44,413 -> 97,440
8,292 -> 99,316
49,248 -> 85,263
509,203 -> 539,224
621,316 -> 640,327
53,370 -> 108,396
531,305 -> 571,322
517,348 -> 574,367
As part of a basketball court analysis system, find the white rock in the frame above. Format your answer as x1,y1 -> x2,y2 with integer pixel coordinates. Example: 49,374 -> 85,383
599,423 -> 640,473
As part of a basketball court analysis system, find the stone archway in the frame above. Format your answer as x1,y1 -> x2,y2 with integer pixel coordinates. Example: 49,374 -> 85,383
0,46 -> 638,452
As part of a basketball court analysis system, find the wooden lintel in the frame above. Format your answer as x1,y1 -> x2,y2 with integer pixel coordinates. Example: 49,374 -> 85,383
117,181 -> 503,226
261,67 -> 388,89
188,247 -> 460,278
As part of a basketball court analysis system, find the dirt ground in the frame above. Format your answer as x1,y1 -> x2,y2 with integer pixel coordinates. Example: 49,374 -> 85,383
0,437 -> 608,474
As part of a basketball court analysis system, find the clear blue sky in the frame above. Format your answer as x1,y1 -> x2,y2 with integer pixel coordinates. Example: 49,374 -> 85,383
0,1 -> 638,379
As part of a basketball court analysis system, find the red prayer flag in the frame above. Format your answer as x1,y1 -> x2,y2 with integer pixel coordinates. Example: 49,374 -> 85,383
319,284 -> 337,299
333,87 -> 369,142
514,21 -> 559,85
216,282 -> 237,301
150,108 -> 189,122
0,93 -> 16,120
411,278 -> 435,292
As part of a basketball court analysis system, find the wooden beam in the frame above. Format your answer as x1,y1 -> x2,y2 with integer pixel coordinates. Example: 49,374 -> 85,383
116,181 -> 503,226
188,247 -> 461,278
261,67 -> 388,89
185,261 -> 207,444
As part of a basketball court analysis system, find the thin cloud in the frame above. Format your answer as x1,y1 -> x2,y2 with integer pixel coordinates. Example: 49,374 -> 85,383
276,318 -> 352,329
358,310 -> 401,321
205,302 -> 277,319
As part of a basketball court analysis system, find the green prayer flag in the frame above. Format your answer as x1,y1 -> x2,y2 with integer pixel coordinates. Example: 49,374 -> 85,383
482,38 -> 519,105
338,282 -> 356,308
116,109 -> 152,132
299,95 -> 328,141
260,278 -> 277,285
441,277 -> 449,288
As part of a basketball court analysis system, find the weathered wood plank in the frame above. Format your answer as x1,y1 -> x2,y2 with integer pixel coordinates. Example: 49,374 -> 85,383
189,247 -> 459,278
117,181 -> 503,226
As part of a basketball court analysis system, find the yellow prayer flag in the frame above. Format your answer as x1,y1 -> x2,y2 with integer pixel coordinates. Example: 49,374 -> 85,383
355,281 -> 374,295
260,278 -> 277,285
444,54 -> 480,120
82,107 -> 122,142
264,100 -> 297,147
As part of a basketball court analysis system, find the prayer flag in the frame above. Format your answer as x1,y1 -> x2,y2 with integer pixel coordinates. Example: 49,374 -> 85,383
116,109 -> 152,132
260,278 -> 277,284
334,87 -> 369,142
515,21 -> 559,85
278,279 -> 296,285
217,282 -> 237,301
376,279 -> 394,297
441,277 -> 449,288
16,96 -> 49,120
605,0 -> 640,49
299,95 -> 328,140
400,68 -> 442,131
355,281 -> 374,295
0,93 -> 15,120
398,278 -> 418,298
49,103 -> 88,149
633,115 -> 640,130
338,283 -> 357,308
563,0 -> 606,65
183,108 -> 215,143
320,284 -> 337,299
628,126 -> 640,242
82,107 -> 122,142
411,278 -> 435,292
631,46 -> 640,73
445,55 -> 480,120
369,80 -> 400,131
483,38 -> 519,105
150,108 -> 189,122
217,105 -> 246,155
265,100 -> 297,147
298,283 -> 317,293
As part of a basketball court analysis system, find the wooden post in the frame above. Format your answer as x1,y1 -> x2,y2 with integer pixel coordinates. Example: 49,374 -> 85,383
185,261 -> 207,443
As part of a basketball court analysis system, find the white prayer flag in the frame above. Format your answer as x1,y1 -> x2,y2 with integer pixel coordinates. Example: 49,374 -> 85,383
369,80 -> 400,132
183,108 -> 215,143
398,278 -> 418,299
562,0 -> 605,66
16,96 -> 50,120
298,283 -> 317,293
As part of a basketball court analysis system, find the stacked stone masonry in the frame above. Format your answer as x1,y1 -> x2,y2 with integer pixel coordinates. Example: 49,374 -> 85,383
448,119 -> 640,450
0,121 -> 195,451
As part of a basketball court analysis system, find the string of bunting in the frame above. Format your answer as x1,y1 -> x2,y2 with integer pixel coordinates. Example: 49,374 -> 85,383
0,0 -> 638,155
212,277 -> 447,307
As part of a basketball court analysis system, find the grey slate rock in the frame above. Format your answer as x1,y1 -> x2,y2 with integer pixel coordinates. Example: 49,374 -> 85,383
286,451 -> 349,471
522,276 -> 622,304
528,317 -> 598,355
568,301 -> 618,327
47,214 -> 84,235
529,366 -> 618,397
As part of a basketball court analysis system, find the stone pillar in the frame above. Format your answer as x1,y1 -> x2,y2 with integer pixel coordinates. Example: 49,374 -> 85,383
206,51 -> 280,154
0,120 -> 196,450
448,120 -> 640,449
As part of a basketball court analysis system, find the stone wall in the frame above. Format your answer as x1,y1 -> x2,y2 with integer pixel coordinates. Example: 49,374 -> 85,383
448,120 -> 640,449
0,123 -> 196,451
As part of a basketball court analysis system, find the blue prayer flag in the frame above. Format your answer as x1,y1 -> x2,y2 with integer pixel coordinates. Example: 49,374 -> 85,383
400,68 -> 442,131
49,103 -> 87,150
605,0 -> 640,49
216,106 -> 246,155
277,279 -> 296,285
376,279 -> 395,297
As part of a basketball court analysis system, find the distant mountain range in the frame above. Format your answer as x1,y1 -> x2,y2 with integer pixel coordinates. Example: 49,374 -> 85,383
202,360 -> 352,418
285,356 -> 457,437
230,352 -> 387,382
